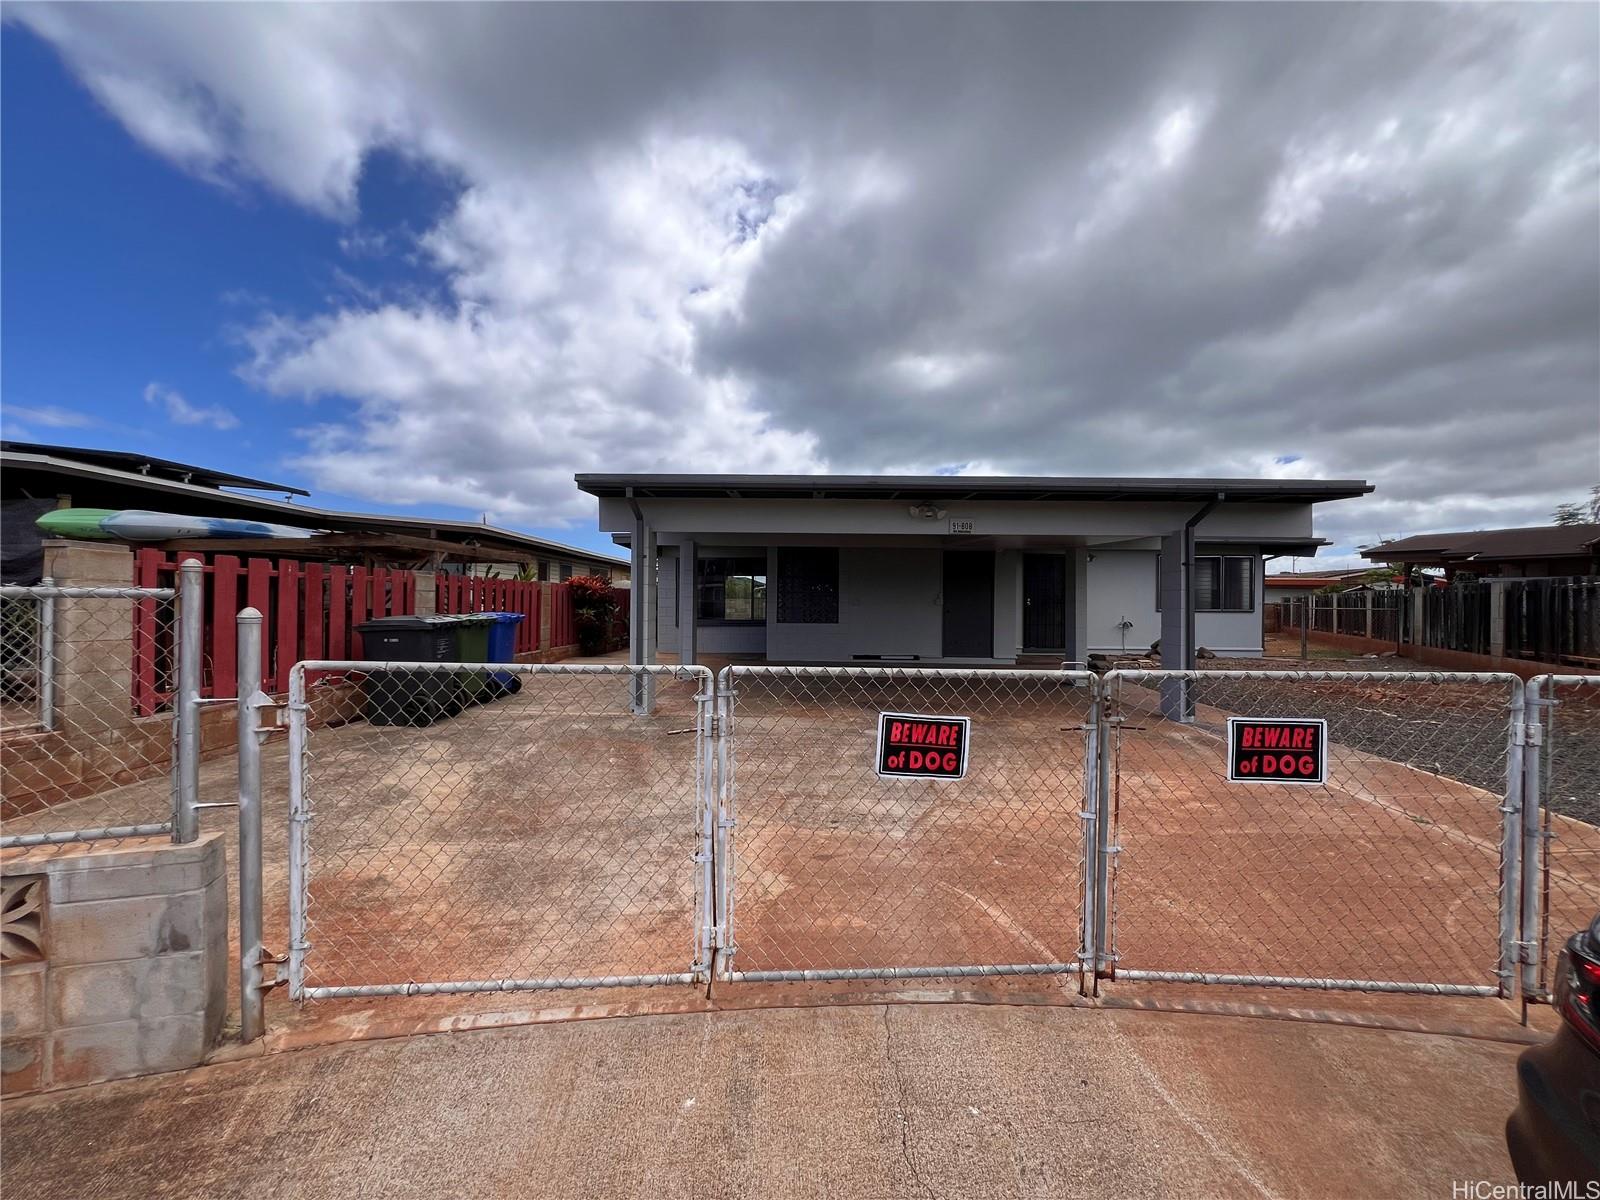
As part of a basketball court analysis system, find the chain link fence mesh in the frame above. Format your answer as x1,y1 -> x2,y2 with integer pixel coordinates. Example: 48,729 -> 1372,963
290,661 -> 712,998
1,586 -> 181,845
1537,675 -> 1600,997
1101,671 -> 1517,993
721,667 -> 1093,982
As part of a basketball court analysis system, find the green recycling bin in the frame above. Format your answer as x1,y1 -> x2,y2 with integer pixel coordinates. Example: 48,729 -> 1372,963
439,613 -> 497,705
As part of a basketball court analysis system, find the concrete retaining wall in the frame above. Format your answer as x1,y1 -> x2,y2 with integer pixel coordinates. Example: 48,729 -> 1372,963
0,834 -> 228,1095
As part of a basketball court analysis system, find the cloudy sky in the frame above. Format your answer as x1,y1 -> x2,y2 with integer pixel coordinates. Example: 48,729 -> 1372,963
3,3 -> 1597,561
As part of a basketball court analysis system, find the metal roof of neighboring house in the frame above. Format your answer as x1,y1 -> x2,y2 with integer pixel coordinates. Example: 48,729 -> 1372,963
0,439 -> 309,495
575,473 -> 1373,503
1360,524 -> 1600,564
4,444 -> 627,567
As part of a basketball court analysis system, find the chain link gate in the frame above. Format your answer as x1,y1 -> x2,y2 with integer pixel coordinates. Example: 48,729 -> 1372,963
1524,674 -> 1600,1002
716,666 -> 1095,985
1,576 -> 201,847
1096,670 -> 1523,996
284,660 -> 714,1001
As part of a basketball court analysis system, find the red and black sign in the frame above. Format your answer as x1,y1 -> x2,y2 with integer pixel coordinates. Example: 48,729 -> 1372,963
1227,718 -> 1327,785
876,712 -> 970,780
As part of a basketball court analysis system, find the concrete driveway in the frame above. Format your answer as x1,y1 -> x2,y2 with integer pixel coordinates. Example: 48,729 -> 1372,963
2,1002 -> 1522,1200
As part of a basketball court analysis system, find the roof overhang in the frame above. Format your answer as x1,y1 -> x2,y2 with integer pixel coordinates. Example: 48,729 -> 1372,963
577,473 -> 1373,505
4,449 -> 627,567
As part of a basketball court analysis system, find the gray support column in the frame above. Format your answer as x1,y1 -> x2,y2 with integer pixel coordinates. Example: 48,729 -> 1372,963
679,539 -> 698,666
639,525 -> 658,713
1068,549 -> 1090,667
1158,532 -> 1192,720
629,511 -> 647,713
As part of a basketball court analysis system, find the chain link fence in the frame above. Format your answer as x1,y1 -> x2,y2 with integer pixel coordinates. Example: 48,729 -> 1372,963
1529,675 -> 1600,999
1099,670 -> 1521,995
261,657 -> 1590,1021
1,583 -> 190,846
286,660 -> 714,1000
719,666 -> 1094,984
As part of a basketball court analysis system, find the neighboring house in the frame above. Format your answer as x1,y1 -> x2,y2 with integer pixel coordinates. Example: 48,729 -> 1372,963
1,441 -> 627,584
1263,568 -> 1404,604
577,473 -> 1372,666
1360,524 -> 1600,580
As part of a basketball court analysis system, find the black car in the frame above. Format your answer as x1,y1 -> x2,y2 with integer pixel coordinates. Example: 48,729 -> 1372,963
1507,913 -> 1600,1187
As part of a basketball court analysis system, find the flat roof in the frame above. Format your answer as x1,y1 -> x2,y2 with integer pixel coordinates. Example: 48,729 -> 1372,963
576,473 -> 1373,504
1,440 -> 309,496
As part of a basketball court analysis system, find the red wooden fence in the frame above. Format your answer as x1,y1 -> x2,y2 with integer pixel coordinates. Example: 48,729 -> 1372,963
434,576 -> 542,655
135,550 -> 418,713
550,584 -> 575,650
129,553 -> 597,715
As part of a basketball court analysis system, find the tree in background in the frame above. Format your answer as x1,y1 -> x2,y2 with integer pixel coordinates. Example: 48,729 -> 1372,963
1552,484 -> 1600,525
567,574 -> 619,655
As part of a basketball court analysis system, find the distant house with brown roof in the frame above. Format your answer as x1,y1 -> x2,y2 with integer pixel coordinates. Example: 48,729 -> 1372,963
1359,524 -> 1600,579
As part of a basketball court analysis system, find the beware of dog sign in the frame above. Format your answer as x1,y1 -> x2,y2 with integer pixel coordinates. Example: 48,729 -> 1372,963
1227,717 -> 1327,785
875,712 -> 970,780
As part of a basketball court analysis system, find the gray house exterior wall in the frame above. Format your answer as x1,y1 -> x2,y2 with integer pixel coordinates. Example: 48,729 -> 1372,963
593,480 -> 1363,667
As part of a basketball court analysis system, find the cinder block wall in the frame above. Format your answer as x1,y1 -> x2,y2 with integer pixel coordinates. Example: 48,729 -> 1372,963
1,834 -> 228,1095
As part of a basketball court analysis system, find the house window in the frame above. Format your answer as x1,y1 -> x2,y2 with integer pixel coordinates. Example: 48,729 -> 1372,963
1156,555 -> 1255,612
559,562 -> 574,582
776,548 -> 840,623
697,556 -> 767,624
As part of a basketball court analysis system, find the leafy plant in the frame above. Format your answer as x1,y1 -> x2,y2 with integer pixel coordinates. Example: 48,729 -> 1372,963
566,574 -> 619,654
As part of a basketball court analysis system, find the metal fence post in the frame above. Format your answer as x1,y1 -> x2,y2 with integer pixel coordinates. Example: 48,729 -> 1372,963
715,669 -> 735,981
1499,679 -> 1526,1000
1092,676 -> 1115,990
237,609 -> 267,1041
1520,677 -> 1547,1001
174,559 -> 204,843
36,578 -> 57,731
286,664 -> 309,1000
694,675 -> 715,983
1078,678 -> 1100,995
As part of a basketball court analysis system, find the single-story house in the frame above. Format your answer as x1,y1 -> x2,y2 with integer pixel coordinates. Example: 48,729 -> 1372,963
2,441 -> 628,584
1360,524 -> 1600,580
576,473 -> 1372,668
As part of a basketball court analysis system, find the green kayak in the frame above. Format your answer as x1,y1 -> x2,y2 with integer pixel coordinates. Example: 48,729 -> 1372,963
35,508 -> 119,540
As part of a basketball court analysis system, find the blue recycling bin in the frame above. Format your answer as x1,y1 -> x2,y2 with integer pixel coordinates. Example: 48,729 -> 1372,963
481,612 -> 526,697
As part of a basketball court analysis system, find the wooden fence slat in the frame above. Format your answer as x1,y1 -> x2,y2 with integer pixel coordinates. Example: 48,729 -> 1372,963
213,555 -> 240,699
276,560 -> 299,692
328,569 -> 348,661
304,563 -> 325,661
350,567 -> 369,657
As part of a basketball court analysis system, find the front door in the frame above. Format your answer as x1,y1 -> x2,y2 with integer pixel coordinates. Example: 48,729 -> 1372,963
1023,554 -> 1067,650
942,551 -> 994,658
